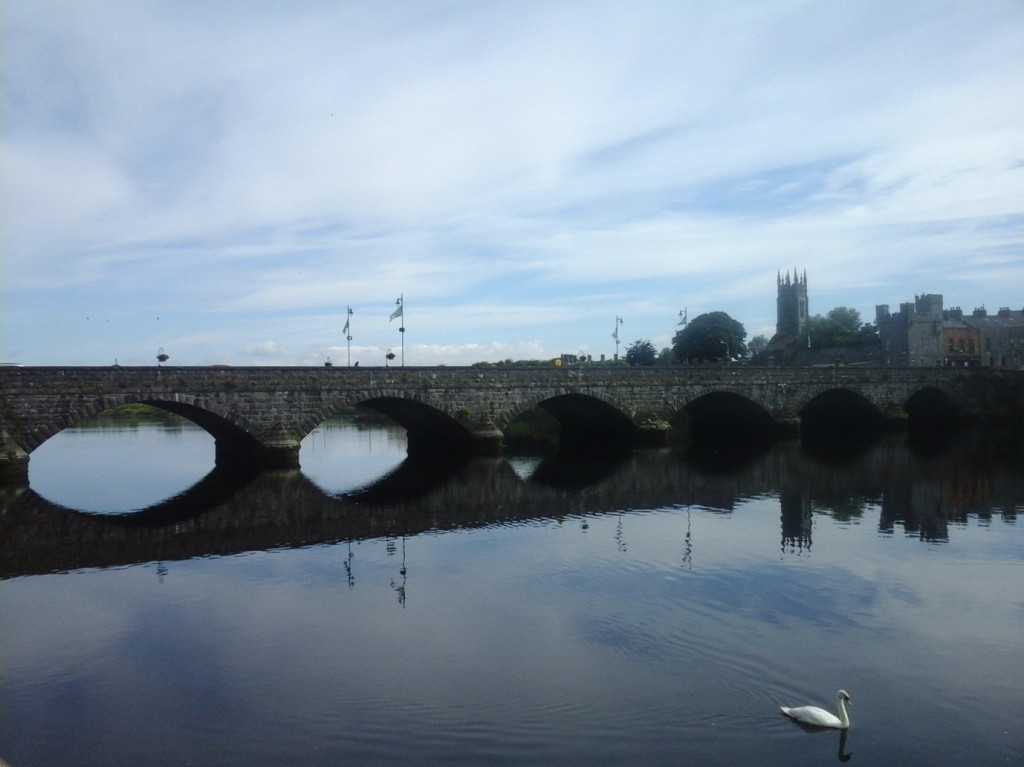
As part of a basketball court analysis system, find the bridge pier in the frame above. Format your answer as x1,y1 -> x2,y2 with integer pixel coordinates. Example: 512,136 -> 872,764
469,419 -> 504,456
215,427 -> 302,471
0,429 -> 29,483
635,418 -> 672,447
771,410 -> 802,438
403,417 -> 505,458
882,407 -> 909,431
215,443 -> 301,470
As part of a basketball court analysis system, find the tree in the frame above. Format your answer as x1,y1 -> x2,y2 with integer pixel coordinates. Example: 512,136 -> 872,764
747,334 -> 769,359
672,311 -> 747,363
826,306 -> 861,334
625,339 -> 657,366
807,306 -> 879,348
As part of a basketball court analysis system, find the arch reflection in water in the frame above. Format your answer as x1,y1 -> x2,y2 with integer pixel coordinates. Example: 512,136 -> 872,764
27,418 -> 216,513
2,431 -> 1021,580
300,418 -> 409,495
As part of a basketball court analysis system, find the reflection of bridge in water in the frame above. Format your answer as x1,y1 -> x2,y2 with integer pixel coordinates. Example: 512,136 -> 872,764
2,432 -> 1020,578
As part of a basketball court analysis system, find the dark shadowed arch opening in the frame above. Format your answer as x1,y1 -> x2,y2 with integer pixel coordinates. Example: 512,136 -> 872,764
904,387 -> 964,454
905,387 -> 962,431
678,393 -> 776,468
536,393 -> 638,450
684,392 -> 777,441
800,389 -> 883,456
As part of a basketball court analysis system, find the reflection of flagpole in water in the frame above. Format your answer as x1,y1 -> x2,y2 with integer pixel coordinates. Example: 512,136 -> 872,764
616,513 -> 626,553
344,541 -> 355,588
390,536 -> 407,607
681,506 -> 693,570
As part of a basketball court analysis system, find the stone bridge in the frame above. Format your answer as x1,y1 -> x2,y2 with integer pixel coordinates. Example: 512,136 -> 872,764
2,365 -> 1022,479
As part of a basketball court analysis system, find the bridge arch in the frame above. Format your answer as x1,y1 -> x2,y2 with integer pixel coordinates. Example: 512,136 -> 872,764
799,387 -> 885,435
141,397 -> 272,466
17,394 -> 264,456
300,390 -> 482,455
905,386 -> 962,430
532,392 -> 639,447
359,395 -> 476,454
682,390 -> 777,438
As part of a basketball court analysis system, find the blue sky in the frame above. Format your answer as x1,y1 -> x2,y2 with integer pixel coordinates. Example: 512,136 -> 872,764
3,0 -> 1022,366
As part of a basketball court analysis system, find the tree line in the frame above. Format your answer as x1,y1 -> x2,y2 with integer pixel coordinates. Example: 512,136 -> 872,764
625,306 -> 878,366
470,305 -> 879,366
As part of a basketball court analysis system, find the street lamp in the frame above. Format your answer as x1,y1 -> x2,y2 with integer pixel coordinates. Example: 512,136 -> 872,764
613,316 -> 623,360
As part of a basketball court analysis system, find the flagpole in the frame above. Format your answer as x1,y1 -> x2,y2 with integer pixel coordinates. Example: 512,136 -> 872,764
390,294 -> 405,367
345,306 -> 353,367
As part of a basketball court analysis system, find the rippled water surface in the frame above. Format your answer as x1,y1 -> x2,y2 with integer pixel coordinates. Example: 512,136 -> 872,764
3,420 -> 1023,766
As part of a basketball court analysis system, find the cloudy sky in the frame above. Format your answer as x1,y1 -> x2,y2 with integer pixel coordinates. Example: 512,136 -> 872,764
3,1 -> 1022,367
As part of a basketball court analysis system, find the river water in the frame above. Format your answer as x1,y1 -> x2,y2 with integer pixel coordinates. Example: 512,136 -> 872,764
2,418 -> 1022,766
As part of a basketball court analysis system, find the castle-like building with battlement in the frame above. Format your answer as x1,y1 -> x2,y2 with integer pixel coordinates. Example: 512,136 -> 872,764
767,271 -> 1023,369
876,295 -> 1023,369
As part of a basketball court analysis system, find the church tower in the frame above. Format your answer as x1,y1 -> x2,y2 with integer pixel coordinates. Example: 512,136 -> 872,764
776,269 -> 808,340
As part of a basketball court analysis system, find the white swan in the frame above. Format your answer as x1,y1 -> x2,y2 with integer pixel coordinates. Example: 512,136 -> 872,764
780,689 -> 851,729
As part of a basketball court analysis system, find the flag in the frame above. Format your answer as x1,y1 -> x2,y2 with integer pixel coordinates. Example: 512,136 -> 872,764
342,316 -> 350,334
389,304 -> 403,321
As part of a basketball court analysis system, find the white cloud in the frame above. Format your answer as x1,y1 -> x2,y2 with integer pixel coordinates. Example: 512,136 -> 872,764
2,0 -> 1022,365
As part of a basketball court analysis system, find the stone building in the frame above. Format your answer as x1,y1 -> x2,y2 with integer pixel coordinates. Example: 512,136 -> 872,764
964,306 -> 1024,369
776,269 -> 809,339
876,294 -> 944,367
878,296 -> 1024,369
941,308 -> 980,367
764,270 -> 809,363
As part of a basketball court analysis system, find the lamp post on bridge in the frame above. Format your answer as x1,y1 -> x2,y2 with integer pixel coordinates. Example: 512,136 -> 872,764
613,316 -> 623,360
